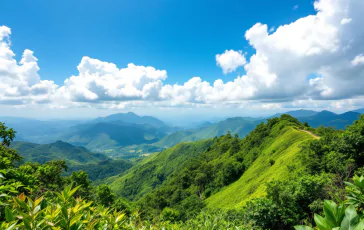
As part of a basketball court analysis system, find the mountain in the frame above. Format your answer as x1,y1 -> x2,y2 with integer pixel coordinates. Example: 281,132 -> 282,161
271,109 -> 319,118
60,121 -> 167,152
94,112 -> 166,128
154,117 -> 260,148
352,108 -> 364,114
11,140 -> 107,165
299,110 -> 361,129
0,117 -> 82,143
107,139 -> 214,200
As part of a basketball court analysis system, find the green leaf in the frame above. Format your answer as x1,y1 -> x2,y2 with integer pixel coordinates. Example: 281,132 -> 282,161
5,207 -> 14,222
5,222 -> 18,230
23,218 -> 31,230
294,226 -> 314,230
13,197 -> 28,210
341,205 -> 359,230
69,185 -> 81,197
61,206 -> 68,219
323,200 -> 339,227
314,214 -> 332,230
354,220 -> 364,230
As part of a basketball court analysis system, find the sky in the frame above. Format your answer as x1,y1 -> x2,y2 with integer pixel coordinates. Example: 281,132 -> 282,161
0,0 -> 364,120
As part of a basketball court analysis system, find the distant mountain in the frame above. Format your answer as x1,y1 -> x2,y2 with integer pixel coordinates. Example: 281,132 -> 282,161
352,108 -> 364,114
12,140 -> 107,165
155,117 -> 260,148
299,110 -> 361,129
61,121 -> 167,151
271,109 -> 319,118
94,112 -> 166,128
0,117 -> 83,143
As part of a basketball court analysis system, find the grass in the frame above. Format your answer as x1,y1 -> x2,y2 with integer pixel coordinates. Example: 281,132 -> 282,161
206,126 -> 315,209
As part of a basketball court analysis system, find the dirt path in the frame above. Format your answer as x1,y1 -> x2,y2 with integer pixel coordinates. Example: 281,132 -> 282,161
300,129 -> 320,139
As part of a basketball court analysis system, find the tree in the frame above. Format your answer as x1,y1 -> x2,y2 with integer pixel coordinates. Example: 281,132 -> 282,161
0,122 -> 16,147
0,122 -> 21,169
70,170 -> 93,199
96,184 -> 115,207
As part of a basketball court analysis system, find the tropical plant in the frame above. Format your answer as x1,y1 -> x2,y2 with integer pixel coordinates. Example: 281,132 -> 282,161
345,175 -> 364,211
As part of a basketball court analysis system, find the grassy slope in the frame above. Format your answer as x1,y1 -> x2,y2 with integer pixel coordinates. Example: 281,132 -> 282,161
206,127 -> 315,209
108,139 -> 213,200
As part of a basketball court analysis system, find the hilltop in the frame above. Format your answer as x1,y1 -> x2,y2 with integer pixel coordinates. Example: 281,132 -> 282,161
205,125 -> 315,208
11,140 -> 107,165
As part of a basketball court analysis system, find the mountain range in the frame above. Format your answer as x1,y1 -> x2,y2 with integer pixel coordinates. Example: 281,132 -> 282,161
2,109 -> 363,159
298,110 -> 361,129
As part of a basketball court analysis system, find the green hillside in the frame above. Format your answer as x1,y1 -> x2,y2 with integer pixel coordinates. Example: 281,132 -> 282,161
64,159 -> 133,181
11,140 -> 107,165
11,140 -> 133,181
134,115 -> 312,215
108,139 -> 214,200
205,126 -> 316,208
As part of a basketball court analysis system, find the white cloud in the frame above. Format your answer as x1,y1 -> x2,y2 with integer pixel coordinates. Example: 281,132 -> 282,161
293,5 -> 299,10
341,18 -> 352,24
59,57 -> 167,103
216,50 -> 247,74
1,0 -> 364,112
0,26 -> 58,105
351,54 -> 364,66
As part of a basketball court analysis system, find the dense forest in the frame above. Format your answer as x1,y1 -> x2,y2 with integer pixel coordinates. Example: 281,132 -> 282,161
1,114 -> 364,229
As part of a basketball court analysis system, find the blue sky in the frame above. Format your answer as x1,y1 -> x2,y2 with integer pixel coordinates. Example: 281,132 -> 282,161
1,0 -> 313,85
1,0 -> 363,120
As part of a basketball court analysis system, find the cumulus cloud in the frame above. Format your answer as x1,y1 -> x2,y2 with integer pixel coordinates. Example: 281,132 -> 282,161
0,26 -> 58,105
1,0 -> 364,111
216,50 -> 247,74
239,0 -> 364,101
59,57 -> 167,102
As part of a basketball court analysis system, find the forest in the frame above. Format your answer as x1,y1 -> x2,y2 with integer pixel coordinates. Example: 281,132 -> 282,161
0,114 -> 364,229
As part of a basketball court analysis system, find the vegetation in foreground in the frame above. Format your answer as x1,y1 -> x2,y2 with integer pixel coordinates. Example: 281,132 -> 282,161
1,114 -> 364,229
